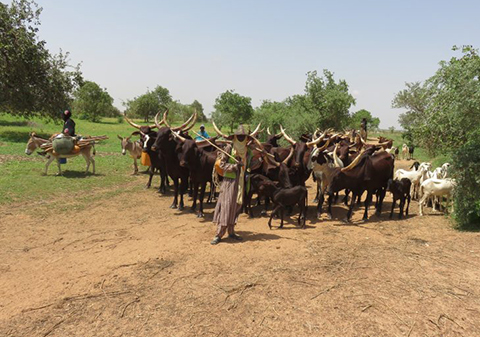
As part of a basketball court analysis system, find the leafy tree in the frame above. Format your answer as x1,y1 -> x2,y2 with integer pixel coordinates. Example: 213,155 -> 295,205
212,90 -> 253,132
124,85 -> 172,122
349,109 -> 380,131
451,131 -> 480,230
393,46 -> 480,155
303,70 -> 356,130
190,100 -> 207,122
72,81 -> 115,122
0,0 -> 82,118
251,70 -> 356,141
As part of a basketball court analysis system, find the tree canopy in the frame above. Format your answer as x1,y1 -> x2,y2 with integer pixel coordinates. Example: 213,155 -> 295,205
124,86 -> 172,122
251,70 -> 356,139
72,81 -> 116,122
212,90 -> 254,132
393,45 -> 480,155
0,0 -> 83,118
349,109 -> 380,131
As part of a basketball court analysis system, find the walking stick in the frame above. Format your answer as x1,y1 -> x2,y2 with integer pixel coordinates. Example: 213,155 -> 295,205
192,131 -> 239,164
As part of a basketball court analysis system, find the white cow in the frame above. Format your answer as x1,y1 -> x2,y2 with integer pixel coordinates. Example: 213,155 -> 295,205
418,178 -> 456,216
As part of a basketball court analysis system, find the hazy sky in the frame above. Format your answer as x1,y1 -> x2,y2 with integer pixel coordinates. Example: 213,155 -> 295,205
32,0 -> 480,128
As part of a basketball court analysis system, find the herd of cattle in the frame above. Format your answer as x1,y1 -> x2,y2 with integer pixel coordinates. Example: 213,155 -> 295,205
114,111 -> 455,227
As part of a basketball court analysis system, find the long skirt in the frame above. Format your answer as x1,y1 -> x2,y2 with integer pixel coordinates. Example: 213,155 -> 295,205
213,176 -> 242,233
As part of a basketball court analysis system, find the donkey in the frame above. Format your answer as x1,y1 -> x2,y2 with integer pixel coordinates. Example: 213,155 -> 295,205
25,132 -> 95,175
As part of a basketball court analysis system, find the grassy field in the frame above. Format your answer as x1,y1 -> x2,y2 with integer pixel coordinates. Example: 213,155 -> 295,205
0,114 -> 448,206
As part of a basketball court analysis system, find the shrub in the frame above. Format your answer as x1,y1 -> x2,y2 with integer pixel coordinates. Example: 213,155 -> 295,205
452,131 -> 480,230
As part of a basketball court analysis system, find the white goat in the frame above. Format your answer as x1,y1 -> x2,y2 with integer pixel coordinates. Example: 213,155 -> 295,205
418,178 -> 456,216
441,163 -> 451,178
395,164 -> 429,199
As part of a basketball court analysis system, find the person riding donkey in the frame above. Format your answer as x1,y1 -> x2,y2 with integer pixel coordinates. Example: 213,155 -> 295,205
211,125 -> 255,245
53,110 -> 78,163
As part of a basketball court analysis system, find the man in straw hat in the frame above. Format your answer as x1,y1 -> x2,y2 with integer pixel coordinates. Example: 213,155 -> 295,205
211,125 -> 254,245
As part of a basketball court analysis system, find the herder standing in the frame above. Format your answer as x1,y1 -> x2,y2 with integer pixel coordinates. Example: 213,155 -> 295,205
211,125 -> 253,245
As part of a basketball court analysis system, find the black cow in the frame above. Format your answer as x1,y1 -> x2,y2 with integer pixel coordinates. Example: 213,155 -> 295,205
327,147 -> 395,222
176,136 -> 217,217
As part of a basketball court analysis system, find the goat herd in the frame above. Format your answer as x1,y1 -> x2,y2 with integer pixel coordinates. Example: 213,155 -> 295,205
112,111 -> 456,228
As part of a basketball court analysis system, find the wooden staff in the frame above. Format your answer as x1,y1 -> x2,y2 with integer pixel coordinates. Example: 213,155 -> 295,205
192,131 -> 239,164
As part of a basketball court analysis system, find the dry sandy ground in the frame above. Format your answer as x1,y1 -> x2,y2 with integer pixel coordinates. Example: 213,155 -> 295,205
1,160 -> 479,337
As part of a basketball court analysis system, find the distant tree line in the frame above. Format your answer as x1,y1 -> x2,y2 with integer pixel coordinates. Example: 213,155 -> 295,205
212,70 -> 379,138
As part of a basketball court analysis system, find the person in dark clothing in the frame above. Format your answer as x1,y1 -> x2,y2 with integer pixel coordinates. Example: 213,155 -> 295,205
62,110 -> 76,136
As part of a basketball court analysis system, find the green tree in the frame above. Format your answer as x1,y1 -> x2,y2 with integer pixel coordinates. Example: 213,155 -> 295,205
349,109 -> 380,131
72,81 -> 115,122
0,0 -> 83,118
303,70 -> 356,130
212,90 -> 253,132
251,70 -> 356,141
191,100 -> 207,122
124,85 -> 172,122
393,46 -> 480,155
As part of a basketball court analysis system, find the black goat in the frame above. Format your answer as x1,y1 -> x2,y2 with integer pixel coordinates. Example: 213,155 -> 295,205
259,180 -> 307,229
387,178 -> 411,219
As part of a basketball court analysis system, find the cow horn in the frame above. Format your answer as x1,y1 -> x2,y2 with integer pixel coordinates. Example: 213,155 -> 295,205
171,112 -> 196,132
182,111 -> 198,131
124,113 -> 141,129
332,144 -> 344,168
280,125 -> 296,145
162,109 -> 171,128
172,131 -> 186,143
306,131 -> 326,147
341,149 -> 365,172
316,137 -> 331,152
267,127 -> 272,135
154,111 -> 166,130
124,113 -> 157,129
250,122 -> 262,137
212,120 -> 229,138
282,146 -> 295,165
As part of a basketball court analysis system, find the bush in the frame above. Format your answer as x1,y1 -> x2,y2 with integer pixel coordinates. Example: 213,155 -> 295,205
452,132 -> 480,230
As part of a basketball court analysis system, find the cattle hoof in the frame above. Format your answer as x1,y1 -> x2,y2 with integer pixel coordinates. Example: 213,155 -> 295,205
260,210 -> 267,216
197,213 -> 204,218
170,204 -> 177,209
178,206 -> 184,211
342,218 -> 350,224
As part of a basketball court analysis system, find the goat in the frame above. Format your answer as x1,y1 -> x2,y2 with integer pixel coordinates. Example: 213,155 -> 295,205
386,178 -> 411,219
418,178 -> 456,216
394,164 -> 429,200
260,180 -> 307,229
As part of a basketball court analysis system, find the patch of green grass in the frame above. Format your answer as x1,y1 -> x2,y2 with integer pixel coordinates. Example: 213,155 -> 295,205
0,114 -> 167,205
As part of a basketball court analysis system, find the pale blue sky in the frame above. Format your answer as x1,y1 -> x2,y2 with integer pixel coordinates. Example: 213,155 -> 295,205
32,0 -> 480,128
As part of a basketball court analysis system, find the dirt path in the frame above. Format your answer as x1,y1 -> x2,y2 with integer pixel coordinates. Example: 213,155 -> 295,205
1,160 -> 479,337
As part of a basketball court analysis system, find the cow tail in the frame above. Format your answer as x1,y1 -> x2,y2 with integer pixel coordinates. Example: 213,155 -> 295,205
92,143 -> 96,156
